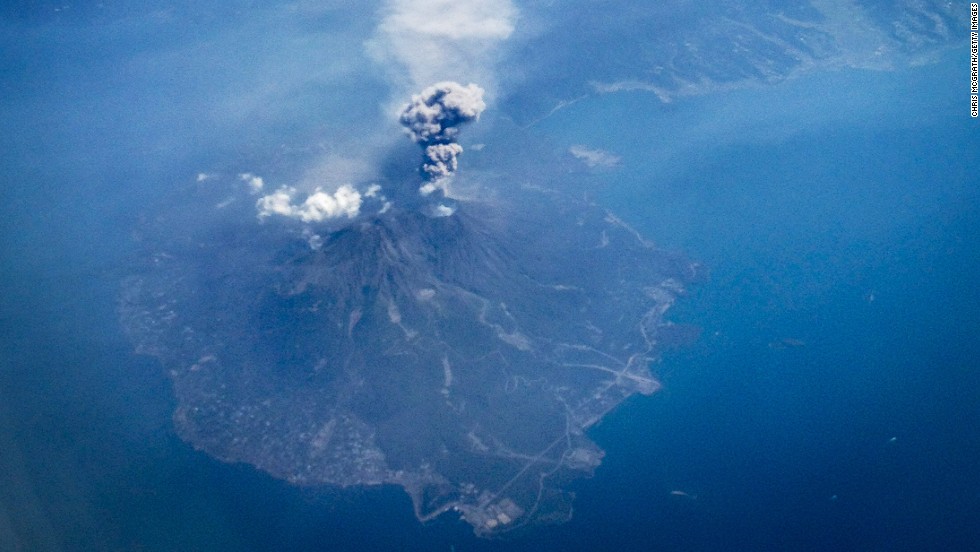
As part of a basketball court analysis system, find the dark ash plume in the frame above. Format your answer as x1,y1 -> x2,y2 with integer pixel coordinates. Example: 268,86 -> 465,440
399,82 -> 485,196
422,143 -> 463,180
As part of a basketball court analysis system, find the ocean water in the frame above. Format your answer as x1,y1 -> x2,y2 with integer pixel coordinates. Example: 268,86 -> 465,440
1,34 -> 977,552
539,49 -> 980,551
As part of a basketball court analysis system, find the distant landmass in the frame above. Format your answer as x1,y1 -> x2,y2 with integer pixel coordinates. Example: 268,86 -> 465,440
503,0 -> 967,123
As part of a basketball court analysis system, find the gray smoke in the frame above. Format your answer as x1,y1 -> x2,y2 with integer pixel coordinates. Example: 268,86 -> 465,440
399,82 -> 485,195
422,143 -> 463,180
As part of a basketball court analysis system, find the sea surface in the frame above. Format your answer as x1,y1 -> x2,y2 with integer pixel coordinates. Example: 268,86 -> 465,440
550,49 -> 980,552
1,43 -> 977,552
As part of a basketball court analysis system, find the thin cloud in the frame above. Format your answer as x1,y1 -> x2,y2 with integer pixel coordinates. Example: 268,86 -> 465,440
239,172 -> 265,193
569,145 -> 622,169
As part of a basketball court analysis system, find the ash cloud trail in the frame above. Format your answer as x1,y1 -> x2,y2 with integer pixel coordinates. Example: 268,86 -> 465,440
368,0 -> 516,95
399,82 -> 485,198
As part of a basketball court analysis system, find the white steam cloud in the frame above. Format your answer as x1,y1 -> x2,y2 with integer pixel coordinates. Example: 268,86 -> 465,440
399,82 -> 485,196
256,184 -> 363,222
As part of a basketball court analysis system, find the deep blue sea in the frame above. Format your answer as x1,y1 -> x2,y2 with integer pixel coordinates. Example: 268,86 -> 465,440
521,47 -> 980,552
1,37 -> 977,552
